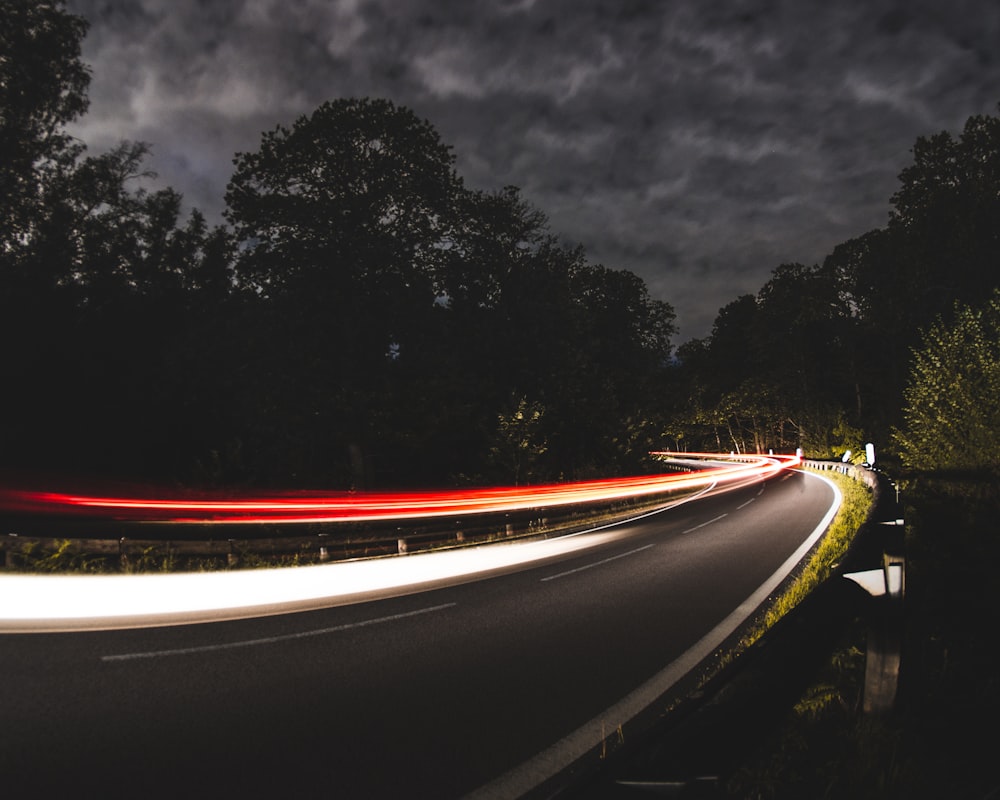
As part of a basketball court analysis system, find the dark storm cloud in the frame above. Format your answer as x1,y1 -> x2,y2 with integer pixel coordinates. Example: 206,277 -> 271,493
65,0 -> 1000,341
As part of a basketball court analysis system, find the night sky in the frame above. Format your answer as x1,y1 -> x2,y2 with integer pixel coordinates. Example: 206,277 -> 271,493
64,0 -> 1000,342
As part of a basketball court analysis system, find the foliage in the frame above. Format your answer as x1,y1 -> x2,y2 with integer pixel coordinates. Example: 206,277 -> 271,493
669,104 -> 1000,460
665,262 -> 858,457
0,0 -> 90,254
826,106 -> 1000,440
488,396 -> 548,485
1,5 -> 680,488
828,415 -> 867,463
893,290 -> 1000,491
221,108 -> 678,485
225,97 -> 458,308
8,539 -> 108,573
3,1 -> 1000,497
726,484 -> 1000,799
745,468 -> 872,645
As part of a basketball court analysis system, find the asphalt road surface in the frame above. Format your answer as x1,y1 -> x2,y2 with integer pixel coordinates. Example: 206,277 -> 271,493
0,467 -> 837,799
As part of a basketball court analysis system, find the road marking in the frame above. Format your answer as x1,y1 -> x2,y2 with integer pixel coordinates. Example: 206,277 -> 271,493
540,544 -> 655,582
101,603 -> 456,662
737,498 -> 755,509
464,470 -> 843,800
683,513 -> 727,534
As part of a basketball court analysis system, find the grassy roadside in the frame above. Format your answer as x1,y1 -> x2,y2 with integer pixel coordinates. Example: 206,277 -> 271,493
703,467 -> 873,682
749,468 -> 873,646
721,474 -> 1000,799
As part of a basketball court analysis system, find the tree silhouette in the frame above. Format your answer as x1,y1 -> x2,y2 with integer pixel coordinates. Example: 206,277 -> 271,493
222,98 -> 467,485
0,0 -> 89,259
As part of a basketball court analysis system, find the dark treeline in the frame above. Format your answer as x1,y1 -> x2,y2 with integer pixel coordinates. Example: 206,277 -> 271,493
2,2 -> 998,492
668,107 -> 1000,489
1,2 -> 675,489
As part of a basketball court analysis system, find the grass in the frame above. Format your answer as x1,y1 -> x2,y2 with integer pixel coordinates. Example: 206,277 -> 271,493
703,467 -> 873,681
1,487 -> 704,574
9,538 -> 108,573
719,475 -> 1000,799
750,469 -> 873,642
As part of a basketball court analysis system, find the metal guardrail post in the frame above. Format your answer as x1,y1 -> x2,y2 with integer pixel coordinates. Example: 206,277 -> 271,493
844,541 -> 906,715
802,460 -> 905,713
863,552 -> 905,714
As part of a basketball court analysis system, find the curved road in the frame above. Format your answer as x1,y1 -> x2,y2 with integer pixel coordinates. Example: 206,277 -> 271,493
0,467 -> 837,799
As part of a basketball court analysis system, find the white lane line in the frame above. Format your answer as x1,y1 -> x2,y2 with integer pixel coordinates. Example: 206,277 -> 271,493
102,603 -> 456,662
737,498 -> 755,509
682,513 -> 727,534
540,545 -> 654,583
464,470 -> 843,800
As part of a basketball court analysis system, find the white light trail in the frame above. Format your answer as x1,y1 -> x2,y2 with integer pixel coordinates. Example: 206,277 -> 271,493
0,453 -> 800,632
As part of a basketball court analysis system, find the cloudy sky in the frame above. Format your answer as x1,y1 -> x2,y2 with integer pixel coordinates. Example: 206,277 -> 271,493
64,0 -> 1000,342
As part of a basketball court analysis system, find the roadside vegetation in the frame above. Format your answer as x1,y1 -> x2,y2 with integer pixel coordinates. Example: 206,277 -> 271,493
743,467 -> 873,649
4,3 -> 1000,495
1,488 -> 702,573
721,476 -> 999,799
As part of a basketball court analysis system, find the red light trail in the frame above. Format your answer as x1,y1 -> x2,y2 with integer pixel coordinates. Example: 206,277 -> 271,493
0,453 -> 799,525
0,453 -> 805,631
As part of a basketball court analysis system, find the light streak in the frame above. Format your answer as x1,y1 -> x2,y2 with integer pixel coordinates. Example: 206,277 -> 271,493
0,453 -> 802,632
0,531 -> 614,630
0,452 -> 799,525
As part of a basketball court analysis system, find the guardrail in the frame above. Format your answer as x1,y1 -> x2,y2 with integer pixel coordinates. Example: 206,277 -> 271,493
802,458 -> 881,490
582,459 -> 906,795
0,490 -> 696,573
3,454 -> 794,573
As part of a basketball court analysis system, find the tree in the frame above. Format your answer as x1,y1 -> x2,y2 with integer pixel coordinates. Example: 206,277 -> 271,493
224,99 -> 463,373
872,111 -> 1000,334
696,294 -> 760,401
222,99 -> 465,484
838,107 -> 1000,439
488,397 -> 547,485
438,185 -> 549,313
558,262 -> 675,473
0,2 -> 253,482
753,262 -> 857,452
437,186 -> 572,397
893,290 -> 1000,487
226,98 -> 459,307
1,137 -> 241,480
0,0 -> 90,258
665,258 -> 861,456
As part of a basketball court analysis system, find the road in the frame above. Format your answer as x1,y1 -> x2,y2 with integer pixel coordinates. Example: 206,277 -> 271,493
0,466 -> 837,799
